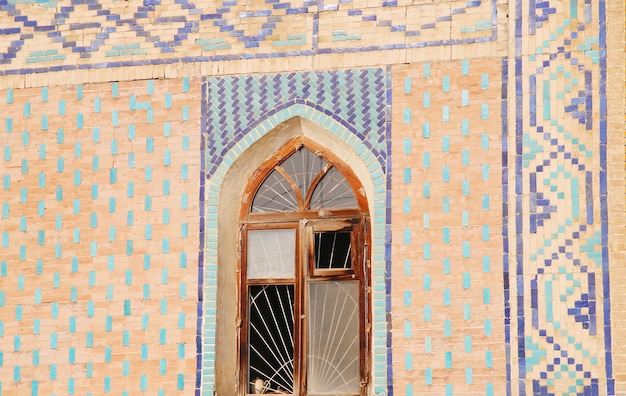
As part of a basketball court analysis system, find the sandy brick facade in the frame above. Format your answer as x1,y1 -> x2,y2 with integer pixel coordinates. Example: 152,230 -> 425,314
0,0 -> 624,395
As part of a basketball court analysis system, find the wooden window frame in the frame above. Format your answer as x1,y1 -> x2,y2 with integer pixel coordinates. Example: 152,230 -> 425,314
237,137 -> 371,396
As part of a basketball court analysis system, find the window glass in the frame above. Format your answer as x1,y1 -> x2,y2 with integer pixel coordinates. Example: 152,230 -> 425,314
251,169 -> 298,213
281,148 -> 326,200
247,229 -> 296,279
307,281 -> 360,394
310,167 -> 357,209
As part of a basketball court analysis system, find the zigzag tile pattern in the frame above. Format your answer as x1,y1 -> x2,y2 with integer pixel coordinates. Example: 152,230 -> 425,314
202,68 -> 387,178
0,0 -> 495,75
510,0 -> 612,394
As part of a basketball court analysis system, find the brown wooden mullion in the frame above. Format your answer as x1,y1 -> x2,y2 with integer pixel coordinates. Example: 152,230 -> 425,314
244,209 -> 366,223
303,164 -> 331,209
238,136 -> 371,395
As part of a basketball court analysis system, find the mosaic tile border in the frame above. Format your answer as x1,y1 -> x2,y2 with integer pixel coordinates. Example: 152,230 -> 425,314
198,68 -> 392,394
509,0 -> 614,394
0,0 -> 497,77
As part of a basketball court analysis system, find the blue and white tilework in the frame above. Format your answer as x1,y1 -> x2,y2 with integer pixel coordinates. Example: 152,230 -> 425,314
508,0 -> 613,394
0,0 -> 497,76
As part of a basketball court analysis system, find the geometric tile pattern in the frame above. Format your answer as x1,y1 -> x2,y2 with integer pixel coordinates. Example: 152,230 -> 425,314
0,0 -> 497,76
200,68 -> 391,394
0,79 -> 200,395
203,69 -> 387,178
391,59 -> 506,396
509,0 -> 613,394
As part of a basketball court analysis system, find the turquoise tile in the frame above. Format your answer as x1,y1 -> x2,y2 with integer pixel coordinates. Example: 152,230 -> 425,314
465,367 -> 473,384
462,60 -> 469,75
485,351 -> 493,368
462,210 -> 469,226
424,305 -> 431,322
403,168 -> 411,183
403,290 -> 412,306
444,351 -> 452,368
403,137 -> 411,153
182,106 -> 189,121
404,78 -> 412,94
405,353 -> 413,370
462,180 -> 469,196
442,196 -> 450,212
425,367 -> 432,385
459,150 -> 468,167
442,106 -> 449,121
441,318 -> 452,337
482,194 -> 490,210
463,273 -> 471,289
403,108 -> 411,124
423,63 -> 431,77
462,241 -> 470,258
160,298 -> 167,314
403,197 -> 410,214
442,166 -> 449,182
482,225 -> 490,241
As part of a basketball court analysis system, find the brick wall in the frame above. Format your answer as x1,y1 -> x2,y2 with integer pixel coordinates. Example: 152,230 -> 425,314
0,0 -> 623,395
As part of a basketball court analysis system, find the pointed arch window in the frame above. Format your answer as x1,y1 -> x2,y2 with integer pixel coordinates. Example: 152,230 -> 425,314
239,137 -> 370,395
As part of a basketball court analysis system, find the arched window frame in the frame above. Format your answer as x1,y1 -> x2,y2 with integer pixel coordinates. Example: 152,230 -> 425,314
237,136 -> 371,396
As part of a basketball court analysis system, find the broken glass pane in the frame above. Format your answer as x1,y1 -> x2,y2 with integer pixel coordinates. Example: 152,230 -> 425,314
247,229 -> 295,279
307,281 -> 360,394
248,285 -> 295,394
315,231 -> 352,270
